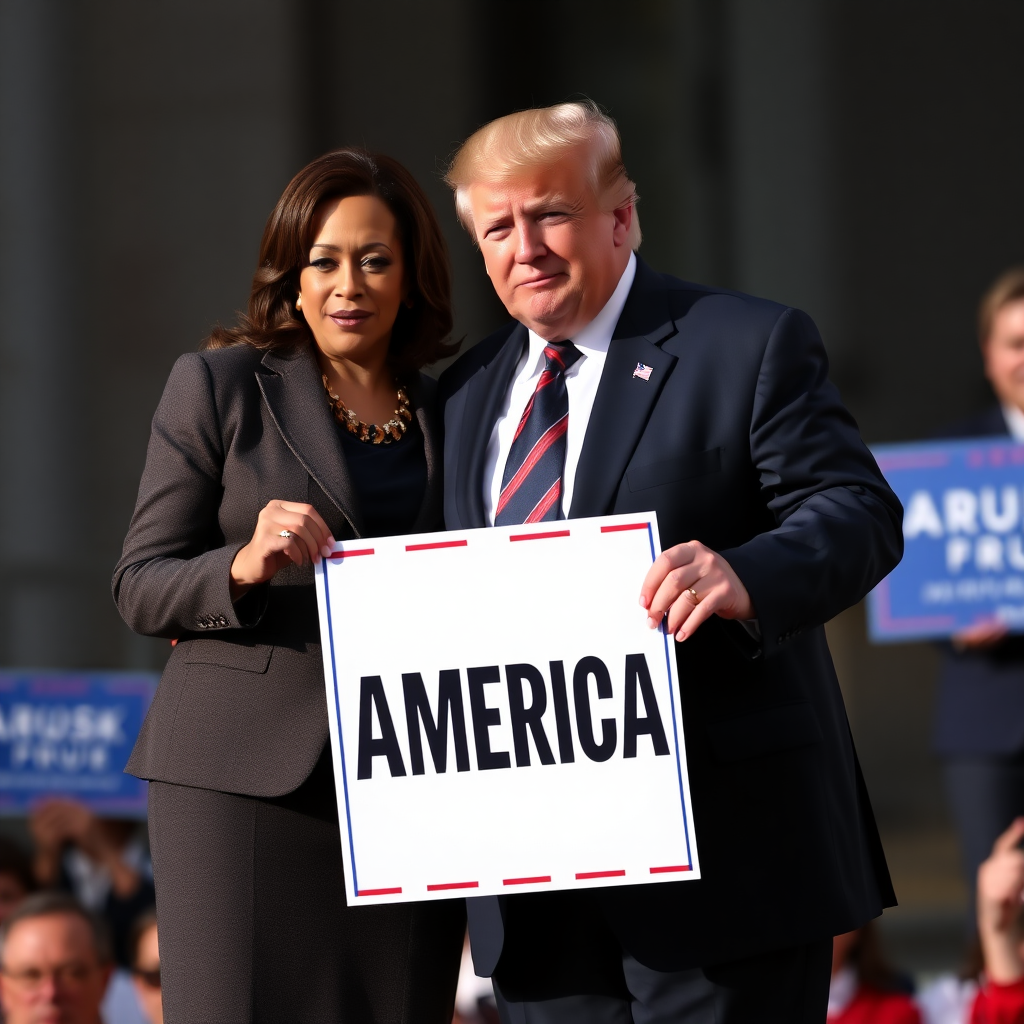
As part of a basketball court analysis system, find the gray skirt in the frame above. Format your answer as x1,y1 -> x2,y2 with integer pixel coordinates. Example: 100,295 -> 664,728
148,750 -> 465,1023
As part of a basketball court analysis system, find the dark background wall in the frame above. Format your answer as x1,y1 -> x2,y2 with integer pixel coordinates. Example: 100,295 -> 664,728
2,0 -> 1023,951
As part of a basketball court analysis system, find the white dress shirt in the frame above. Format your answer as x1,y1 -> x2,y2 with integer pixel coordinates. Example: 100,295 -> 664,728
1001,402 -> 1024,441
483,252 -> 637,523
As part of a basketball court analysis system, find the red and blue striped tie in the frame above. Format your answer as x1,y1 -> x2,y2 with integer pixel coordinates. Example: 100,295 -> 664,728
495,341 -> 582,526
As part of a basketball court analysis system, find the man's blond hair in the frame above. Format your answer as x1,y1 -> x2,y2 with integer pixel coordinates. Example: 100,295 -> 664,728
979,266 -> 1024,345
445,100 -> 642,250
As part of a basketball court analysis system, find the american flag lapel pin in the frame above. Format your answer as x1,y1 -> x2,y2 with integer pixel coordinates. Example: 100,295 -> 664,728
633,362 -> 653,381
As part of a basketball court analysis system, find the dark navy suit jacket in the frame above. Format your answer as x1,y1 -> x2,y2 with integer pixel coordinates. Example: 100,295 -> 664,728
932,406 -> 1024,758
438,258 -> 903,972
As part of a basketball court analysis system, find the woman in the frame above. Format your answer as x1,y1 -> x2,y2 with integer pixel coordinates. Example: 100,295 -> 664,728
113,149 -> 465,1022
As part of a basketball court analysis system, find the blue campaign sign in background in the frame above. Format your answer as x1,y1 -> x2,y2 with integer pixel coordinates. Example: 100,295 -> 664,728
0,671 -> 157,818
868,438 -> 1024,642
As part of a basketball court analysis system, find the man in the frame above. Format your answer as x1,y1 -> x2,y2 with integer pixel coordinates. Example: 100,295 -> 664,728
440,101 -> 903,1022
933,267 -> 1024,925
0,892 -> 112,1024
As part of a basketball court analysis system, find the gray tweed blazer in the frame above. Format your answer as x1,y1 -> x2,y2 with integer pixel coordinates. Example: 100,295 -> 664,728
114,342 -> 442,797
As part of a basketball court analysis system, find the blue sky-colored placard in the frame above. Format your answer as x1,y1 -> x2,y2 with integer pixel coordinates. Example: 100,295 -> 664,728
868,438 -> 1024,642
0,671 -> 157,818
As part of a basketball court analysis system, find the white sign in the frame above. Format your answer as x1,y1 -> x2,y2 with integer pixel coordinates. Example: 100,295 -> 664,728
314,512 -> 699,905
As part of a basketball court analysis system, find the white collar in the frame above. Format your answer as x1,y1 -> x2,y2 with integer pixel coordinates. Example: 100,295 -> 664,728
525,251 -> 637,364
1002,402 -> 1024,442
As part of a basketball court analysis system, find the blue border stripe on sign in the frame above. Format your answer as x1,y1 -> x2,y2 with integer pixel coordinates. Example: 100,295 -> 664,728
649,521 -> 693,870
324,563 -> 359,895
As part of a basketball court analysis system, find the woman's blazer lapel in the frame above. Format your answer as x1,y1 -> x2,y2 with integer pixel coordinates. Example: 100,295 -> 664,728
256,345 -> 366,537
409,373 -> 444,533
257,344 -> 445,539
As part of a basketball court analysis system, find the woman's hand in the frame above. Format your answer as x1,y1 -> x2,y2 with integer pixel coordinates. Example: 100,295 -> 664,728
230,500 -> 335,599
639,540 -> 755,642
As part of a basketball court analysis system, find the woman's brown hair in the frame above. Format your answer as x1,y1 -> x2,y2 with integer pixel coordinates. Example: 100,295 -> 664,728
206,148 -> 458,373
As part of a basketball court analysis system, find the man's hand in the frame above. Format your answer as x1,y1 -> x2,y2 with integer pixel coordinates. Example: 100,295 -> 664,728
978,817 -> 1024,984
952,620 -> 1010,652
640,540 -> 755,642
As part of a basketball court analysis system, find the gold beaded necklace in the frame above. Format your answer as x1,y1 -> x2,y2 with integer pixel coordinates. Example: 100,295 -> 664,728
322,374 -> 412,444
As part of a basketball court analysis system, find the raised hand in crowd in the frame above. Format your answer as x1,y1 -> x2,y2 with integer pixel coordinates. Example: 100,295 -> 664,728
977,817 -> 1024,985
29,799 -> 141,900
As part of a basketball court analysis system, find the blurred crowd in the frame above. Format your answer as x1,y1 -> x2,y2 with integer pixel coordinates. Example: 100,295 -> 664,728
827,818 -> 1024,1024
0,799 -> 160,1024
3,799 -> 1024,1024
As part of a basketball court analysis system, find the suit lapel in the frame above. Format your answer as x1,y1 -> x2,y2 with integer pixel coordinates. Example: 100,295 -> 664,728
988,406 -> 1012,437
454,324 -> 529,529
257,345 -> 365,537
568,261 -> 678,519
411,376 -> 443,533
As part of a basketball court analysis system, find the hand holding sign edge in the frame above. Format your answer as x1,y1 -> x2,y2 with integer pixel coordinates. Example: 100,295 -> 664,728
640,540 -> 755,641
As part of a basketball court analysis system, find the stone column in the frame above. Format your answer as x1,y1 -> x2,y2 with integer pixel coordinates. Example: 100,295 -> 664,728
0,0 -> 91,666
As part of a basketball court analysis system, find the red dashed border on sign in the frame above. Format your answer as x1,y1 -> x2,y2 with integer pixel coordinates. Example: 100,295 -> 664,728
356,867 -> 691,895
406,540 -> 468,552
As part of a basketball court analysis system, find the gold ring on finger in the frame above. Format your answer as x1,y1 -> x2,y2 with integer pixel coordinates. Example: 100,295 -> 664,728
687,587 -> 700,603
279,530 -> 292,539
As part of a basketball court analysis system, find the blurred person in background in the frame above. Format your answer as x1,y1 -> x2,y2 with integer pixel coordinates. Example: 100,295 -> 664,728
128,912 -> 160,1024
827,922 -> 920,1023
112,149 -> 465,1022
933,268 -> 1024,917
917,817 -> 1024,1024
0,892 -> 111,1024
0,837 -> 35,926
29,800 -> 154,968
